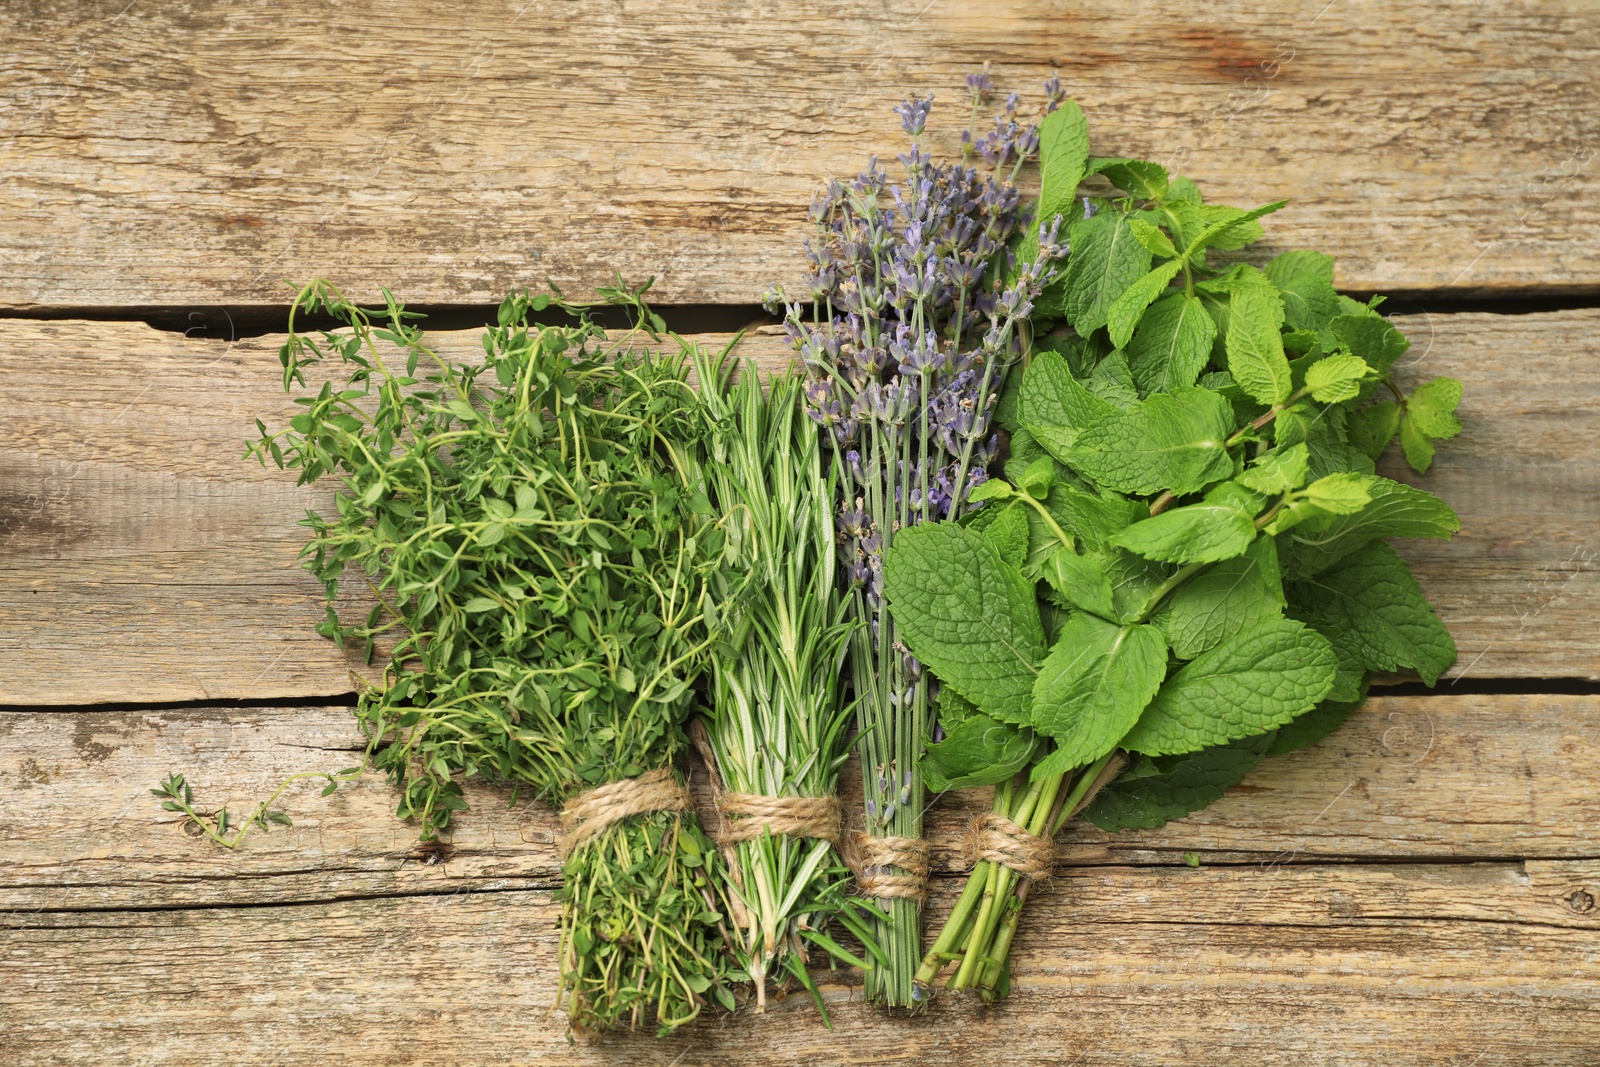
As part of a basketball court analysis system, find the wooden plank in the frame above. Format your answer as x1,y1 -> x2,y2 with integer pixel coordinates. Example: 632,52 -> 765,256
3,1 -> 1598,306
5,310 -> 1595,704
6,865 -> 1599,1066
4,695 -> 1598,912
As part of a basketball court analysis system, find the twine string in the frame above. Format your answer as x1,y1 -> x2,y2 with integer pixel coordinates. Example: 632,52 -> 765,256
716,792 -> 841,845
556,768 -> 691,859
847,830 -> 930,903
965,811 -> 1055,882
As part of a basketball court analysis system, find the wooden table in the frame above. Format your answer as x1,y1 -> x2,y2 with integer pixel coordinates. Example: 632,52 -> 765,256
5,3 -> 1599,1063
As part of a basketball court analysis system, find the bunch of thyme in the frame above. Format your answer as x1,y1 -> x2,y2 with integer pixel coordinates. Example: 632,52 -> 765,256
692,346 -> 879,1016
765,79 -> 1067,1006
251,280 -> 737,1036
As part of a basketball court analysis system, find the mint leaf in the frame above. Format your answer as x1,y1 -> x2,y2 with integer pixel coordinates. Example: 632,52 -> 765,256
1037,101 -> 1091,225
1082,734 -> 1274,831
1283,477 -> 1460,578
1097,547 -> 1178,624
1127,292 -> 1215,396
1068,387 -> 1235,496
1331,314 -> 1409,376
1063,212 -> 1152,335
1128,218 -> 1178,258
1087,350 -> 1139,407
1090,158 -> 1169,200
1300,471 -> 1374,515
883,522 -> 1047,724
1237,442 -> 1310,495
979,500 -> 1031,569
1398,376 -> 1464,474
924,710 -> 1040,792
1347,400 -> 1401,462
1045,483 -> 1146,553
1304,354 -> 1372,404
1286,541 -> 1456,685
1148,535 -> 1285,659
1029,613 -> 1168,772
1121,616 -> 1337,756
1040,549 -> 1116,619
1111,492 -> 1257,565
1107,259 -> 1184,349
1183,200 -> 1287,260
1020,349 -> 1116,460
1264,250 -> 1340,334
1266,684 -> 1369,757
1222,268 -> 1292,406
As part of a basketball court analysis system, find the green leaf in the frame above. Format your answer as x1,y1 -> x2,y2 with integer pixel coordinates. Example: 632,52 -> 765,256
1182,200 -> 1287,261
1128,218 -> 1178,258
1019,456 -> 1056,500
1029,614 -> 1168,771
1286,541 -> 1456,685
1086,351 -> 1139,407
1348,400 -> 1402,462
1107,259 -> 1184,349
1040,549 -> 1116,619
1037,101 -> 1091,224
1090,158 -> 1170,200
1267,684 -> 1369,757
1121,616 -> 1337,756
1237,442 -> 1310,495
1399,414 -> 1436,472
1222,268 -> 1292,406
1304,354 -> 1372,404
1067,387 -> 1235,496
924,711 -> 1039,792
1063,212 -> 1153,335
1398,377 -> 1464,474
1111,492 -> 1258,565
883,522 -> 1047,724
1148,534 -> 1286,659
1082,733 -> 1274,831
1127,293 -> 1216,396
462,596 -> 499,613
1264,250 -> 1341,334
1044,483 -> 1146,553
1019,349 -> 1116,460
980,501 -> 1031,569
1098,548 -> 1177,624
1331,314 -> 1409,376
1300,472 -> 1375,515
1283,477 -> 1460,578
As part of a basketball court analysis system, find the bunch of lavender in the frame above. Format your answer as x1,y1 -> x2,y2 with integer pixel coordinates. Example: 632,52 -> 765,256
764,78 -> 1067,1007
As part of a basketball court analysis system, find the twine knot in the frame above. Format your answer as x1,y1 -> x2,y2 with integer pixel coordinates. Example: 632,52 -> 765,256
965,812 -> 1055,881
556,768 -> 691,859
716,792 -> 841,845
846,830 -> 930,904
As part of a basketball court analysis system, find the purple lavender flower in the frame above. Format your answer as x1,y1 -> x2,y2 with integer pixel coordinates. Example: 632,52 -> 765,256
894,95 -> 934,138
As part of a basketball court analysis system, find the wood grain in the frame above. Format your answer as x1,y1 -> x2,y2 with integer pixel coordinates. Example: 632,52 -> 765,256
5,310 -> 1595,704
3,1 -> 1598,308
6,864 -> 1599,1066
4,695 -> 1598,912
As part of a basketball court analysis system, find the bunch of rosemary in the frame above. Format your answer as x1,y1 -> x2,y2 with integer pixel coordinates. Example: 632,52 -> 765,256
692,346 -> 878,1015
251,280 -> 738,1035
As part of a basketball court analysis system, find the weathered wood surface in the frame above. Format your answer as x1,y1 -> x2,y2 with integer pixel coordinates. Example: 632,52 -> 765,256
3,1 -> 1599,308
8,871 -> 1600,1067
3,695 -> 1597,911
4,695 -> 1600,1065
5,310 -> 1596,704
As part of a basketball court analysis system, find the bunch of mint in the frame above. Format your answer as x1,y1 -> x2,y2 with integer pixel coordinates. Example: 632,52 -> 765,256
888,96 -> 1463,1002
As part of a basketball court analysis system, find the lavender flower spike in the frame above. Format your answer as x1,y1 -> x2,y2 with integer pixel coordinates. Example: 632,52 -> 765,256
894,94 -> 934,138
